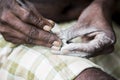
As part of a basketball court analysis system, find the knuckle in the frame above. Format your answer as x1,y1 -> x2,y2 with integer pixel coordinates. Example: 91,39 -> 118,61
37,19 -> 44,27
97,32 -> 114,46
38,32 -> 55,44
29,27 -> 39,37
0,11 -> 12,22
21,11 -> 31,21
105,36 -> 115,45
31,16 -> 43,27
0,12 -> 8,22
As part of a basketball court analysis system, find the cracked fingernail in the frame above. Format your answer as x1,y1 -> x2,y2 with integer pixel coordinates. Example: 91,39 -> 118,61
43,25 -> 52,31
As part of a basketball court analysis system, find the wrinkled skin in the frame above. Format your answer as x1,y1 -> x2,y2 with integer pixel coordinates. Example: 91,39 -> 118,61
0,0 -> 61,47
0,0 -> 117,55
0,0 -> 119,80
59,1 -> 116,57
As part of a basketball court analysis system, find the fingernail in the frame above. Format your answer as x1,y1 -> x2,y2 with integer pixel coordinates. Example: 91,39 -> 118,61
43,25 -> 52,31
52,41 -> 62,47
51,46 -> 61,51
48,20 -> 55,25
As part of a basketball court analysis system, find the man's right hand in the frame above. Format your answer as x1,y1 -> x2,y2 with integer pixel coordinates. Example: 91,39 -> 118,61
0,0 -> 61,47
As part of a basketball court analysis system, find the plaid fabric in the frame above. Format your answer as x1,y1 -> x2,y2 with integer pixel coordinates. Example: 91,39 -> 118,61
0,36 -> 100,80
0,22 -> 100,80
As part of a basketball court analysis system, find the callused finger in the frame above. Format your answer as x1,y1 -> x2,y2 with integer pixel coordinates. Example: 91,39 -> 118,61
0,24 -> 60,47
1,10 -> 61,47
12,1 -> 55,31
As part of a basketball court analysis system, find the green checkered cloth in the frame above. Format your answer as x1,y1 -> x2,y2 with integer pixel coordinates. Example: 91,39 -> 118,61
0,22 -> 100,80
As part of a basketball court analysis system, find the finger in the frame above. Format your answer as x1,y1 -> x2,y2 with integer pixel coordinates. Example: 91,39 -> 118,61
2,34 -> 24,44
1,23 -> 62,47
1,10 -> 61,46
25,1 -> 55,30
0,10 -> 34,36
26,38 -> 52,47
0,25 -> 53,47
12,1 -> 55,31
0,23 -> 27,40
0,24 -> 27,44
0,24 -> 59,47
60,32 -> 114,57
2,32 -> 52,47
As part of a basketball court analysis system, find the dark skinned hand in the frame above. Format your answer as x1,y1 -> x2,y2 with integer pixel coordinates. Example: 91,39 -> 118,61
0,0 -> 61,47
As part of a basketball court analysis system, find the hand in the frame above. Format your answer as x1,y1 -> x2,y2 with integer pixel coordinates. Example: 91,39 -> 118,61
0,0 -> 61,47
58,3 -> 116,58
